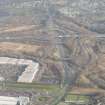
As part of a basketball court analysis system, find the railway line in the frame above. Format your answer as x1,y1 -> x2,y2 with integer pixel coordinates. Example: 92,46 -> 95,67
0,81 -> 104,105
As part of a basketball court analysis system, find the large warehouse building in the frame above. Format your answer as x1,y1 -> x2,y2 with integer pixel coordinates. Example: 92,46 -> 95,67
0,96 -> 30,105
0,57 -> 39,83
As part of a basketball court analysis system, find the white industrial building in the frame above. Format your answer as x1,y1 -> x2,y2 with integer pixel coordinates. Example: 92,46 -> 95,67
0,57 -> 39,83
18,62 -> 39,83
0,96 -> 30,105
